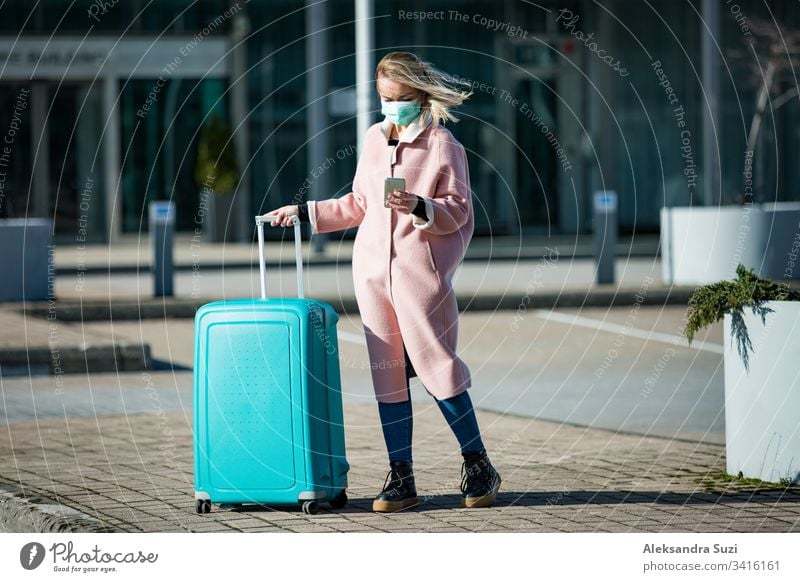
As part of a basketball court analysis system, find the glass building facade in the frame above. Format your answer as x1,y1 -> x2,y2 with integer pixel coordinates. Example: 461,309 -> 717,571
1,0 -> 798,241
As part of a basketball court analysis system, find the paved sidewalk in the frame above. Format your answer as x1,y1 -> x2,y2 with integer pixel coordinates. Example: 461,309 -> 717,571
1,402 -> 798,533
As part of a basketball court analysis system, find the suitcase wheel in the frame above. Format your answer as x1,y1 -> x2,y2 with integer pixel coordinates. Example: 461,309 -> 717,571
301,500 -> 319,515
195,499 -> 212,514
329,490 -> 348,509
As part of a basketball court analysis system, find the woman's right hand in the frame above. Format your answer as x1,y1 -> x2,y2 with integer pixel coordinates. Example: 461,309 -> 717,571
263,205 -> 299,227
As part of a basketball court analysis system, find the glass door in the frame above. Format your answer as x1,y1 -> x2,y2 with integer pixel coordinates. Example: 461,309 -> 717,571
49,83 -> 106,241
514,76 -> 561,230
0,84 -> 32,219
496,38 -> 586,234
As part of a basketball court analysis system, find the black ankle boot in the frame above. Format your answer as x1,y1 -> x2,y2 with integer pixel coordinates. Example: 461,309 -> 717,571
372,460 -> 418,513
460,449 -> 501,508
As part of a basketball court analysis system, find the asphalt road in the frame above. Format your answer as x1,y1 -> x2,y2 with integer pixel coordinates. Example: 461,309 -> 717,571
1,305 -> 725,444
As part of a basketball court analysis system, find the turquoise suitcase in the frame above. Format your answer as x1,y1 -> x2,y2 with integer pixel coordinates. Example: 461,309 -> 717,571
193,214 -> 349,515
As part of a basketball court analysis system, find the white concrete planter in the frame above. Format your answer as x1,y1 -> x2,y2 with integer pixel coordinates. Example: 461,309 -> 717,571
723,300 -> 800,484
661,203 -> 800,284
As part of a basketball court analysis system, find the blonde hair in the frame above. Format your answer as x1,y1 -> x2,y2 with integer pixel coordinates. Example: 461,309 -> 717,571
375,51 -> 472,127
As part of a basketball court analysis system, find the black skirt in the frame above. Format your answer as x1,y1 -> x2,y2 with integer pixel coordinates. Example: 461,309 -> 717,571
403,342 -> 417,380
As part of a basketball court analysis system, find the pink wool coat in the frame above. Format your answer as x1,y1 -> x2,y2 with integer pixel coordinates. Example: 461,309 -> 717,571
308,110 -> 474,403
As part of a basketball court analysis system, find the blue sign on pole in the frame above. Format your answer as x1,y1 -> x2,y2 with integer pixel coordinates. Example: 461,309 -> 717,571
594,191 -> 617,284
593,191 -> 618,213
149,201 -> 176,224
150,201 -> 175,297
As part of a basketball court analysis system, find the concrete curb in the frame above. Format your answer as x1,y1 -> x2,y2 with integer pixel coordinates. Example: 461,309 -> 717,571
0,481 -> 116,533
22,285 -> 699,322
0,343 -> 152,374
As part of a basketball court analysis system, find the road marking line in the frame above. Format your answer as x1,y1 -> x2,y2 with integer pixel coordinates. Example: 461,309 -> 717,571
533,310 -> 724,354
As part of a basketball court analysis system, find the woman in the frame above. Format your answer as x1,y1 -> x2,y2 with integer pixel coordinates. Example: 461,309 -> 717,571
266,51 -> 500,512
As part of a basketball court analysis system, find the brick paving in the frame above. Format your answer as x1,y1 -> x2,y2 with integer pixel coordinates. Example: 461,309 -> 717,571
1,403 -> 798,533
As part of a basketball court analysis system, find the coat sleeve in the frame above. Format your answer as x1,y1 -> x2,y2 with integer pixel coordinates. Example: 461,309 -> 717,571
308,156 -> 368,235
412,133 -> 472,235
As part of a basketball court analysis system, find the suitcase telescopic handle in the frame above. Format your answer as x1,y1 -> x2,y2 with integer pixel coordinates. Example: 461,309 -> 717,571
255,213 -> 305,300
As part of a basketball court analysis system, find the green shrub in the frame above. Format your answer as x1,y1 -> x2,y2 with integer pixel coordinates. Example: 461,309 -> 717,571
684,264 -> 800,371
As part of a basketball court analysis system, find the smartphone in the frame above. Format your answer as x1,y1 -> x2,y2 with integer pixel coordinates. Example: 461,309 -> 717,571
384,177 -> 406,208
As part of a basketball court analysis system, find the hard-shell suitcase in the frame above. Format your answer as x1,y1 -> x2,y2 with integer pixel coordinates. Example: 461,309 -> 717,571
193,213 -> 349,515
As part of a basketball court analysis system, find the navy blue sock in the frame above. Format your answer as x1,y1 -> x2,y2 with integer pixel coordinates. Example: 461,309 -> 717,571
435,390 -> 485,455
378,392 -> 413,463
